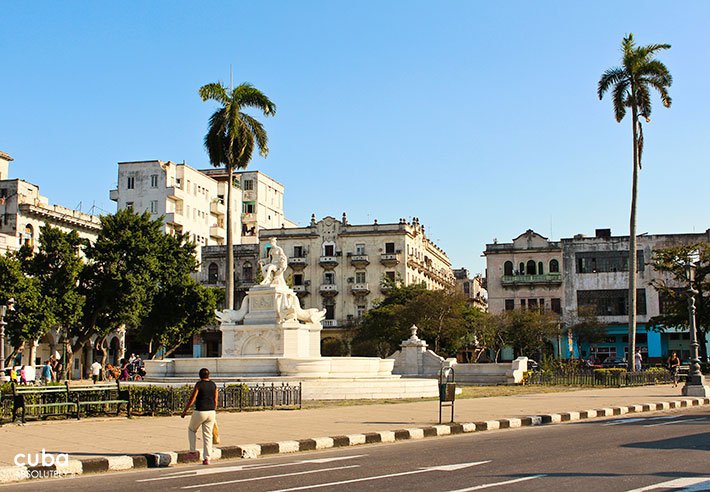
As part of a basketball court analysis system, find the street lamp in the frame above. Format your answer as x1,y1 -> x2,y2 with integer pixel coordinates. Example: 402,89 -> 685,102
682,252 -> 709,397
0,298 -> 16,370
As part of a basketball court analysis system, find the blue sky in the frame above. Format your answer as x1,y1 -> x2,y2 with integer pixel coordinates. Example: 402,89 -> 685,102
2,1 -> 708,273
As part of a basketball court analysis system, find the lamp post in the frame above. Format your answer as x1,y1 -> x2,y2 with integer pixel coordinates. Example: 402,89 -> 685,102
682,253 -> 709,397
0,298 -> 15,369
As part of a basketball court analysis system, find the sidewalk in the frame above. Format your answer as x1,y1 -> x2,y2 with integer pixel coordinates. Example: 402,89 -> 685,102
0,384 -> 699,468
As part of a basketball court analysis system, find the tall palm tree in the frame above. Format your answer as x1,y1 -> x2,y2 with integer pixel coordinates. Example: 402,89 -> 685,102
598,34 -> 672,370
199,82 -> 276,309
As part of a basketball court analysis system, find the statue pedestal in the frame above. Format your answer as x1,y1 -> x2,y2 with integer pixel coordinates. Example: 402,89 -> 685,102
219,284 -> 322,358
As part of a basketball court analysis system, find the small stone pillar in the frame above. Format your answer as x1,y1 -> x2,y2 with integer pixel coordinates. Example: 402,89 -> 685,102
396,325 -> 429,376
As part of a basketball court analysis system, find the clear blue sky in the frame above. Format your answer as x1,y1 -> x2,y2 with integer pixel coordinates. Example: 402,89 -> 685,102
2,1 -> 709,274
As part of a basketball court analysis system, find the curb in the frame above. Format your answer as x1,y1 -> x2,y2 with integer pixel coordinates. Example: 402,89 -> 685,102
1,396 -> 708,484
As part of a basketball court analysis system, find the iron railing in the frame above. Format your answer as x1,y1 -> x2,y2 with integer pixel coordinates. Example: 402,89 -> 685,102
0,382 -> 301,422
526,370 -> 673,387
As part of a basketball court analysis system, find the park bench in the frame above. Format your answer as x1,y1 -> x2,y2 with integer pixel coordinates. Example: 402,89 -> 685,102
71,381 -> 131,419
11,382 -> 77,423
677,365 -> 690,381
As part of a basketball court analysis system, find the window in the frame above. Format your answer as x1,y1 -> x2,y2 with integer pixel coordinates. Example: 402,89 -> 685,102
23,224 -> 34,248
293,246 -> 304,258
551,298 -> 561,314
293,274 -> 304,286
356,304 -> 367,318
243,179 -> 254,191
528,298 -> 538,309
576,251 -> 645,273
242,262 -> 253,281
243,202 -> 255,214
577,289 -> 647,316
519,262 -> 525,274
126,201 -> 134,211
385,271 -> 396,282
208,263 -> 218,284
385,242 -> 395,254
538,262 -> 543,275
323,298 -> 335,320
355,243 -> 366,255
324,272 -> 335,285
127,176 -> 135,189
355,271 -> 366,283
150,200 -> 158,214
323,244 -> 335,256
549,259 -> 560,273
504,261 -> 514,276
463,282 -> 470,294
520,299 -> 526,308
150,174 -> 158,188
505,299 -> 515,311
526,260 -> 537,275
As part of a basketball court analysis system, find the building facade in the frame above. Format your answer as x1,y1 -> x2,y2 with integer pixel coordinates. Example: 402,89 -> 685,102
485,227 -> 710,363
453,267 -> 488,311
109,160 -> 240,252
256,214 -> 455,339
484,230 -> 564,316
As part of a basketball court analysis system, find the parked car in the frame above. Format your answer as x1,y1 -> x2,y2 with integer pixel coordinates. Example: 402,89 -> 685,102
526,359 -> 540,371
602,357 -> 627,368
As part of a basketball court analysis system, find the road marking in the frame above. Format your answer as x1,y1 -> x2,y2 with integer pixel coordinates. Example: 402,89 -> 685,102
643,417 -> 707,427
603,418 -> 647,426
267,461 -> 491,492
180,465 -> 360,489
625,476 -> 710,491
445,474 -> 547,491
137,455 -> 367,482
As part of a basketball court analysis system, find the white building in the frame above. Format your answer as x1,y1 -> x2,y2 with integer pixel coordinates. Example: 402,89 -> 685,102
109,160 -> 240,252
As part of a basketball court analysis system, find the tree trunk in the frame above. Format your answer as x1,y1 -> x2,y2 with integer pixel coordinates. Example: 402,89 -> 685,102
64,340 -> 73,380
628,99 -> 639,372
225,166 -> 234,310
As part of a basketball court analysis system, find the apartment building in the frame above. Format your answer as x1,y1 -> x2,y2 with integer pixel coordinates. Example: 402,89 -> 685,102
0,151 -> 102,254
256,214 -> 455,338
109,160 -> 240,252
484,229 -> 564,315
453,268 -> 488,311
199,169 -> 296,244
485,227 -> 710,363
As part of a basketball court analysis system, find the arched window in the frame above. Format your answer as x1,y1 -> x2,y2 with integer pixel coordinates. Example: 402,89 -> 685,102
504,261 -> 514,276
538,262 -> 544,275
208,263 -> 219,284
549,259 -> 559,273
243,261 -> 253,281
526,260 -> 537,275
519,262 -> 525,274
23,224 -> 34,248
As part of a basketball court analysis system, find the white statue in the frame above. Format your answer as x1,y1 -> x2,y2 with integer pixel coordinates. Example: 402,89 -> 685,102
259,237 -> 288,288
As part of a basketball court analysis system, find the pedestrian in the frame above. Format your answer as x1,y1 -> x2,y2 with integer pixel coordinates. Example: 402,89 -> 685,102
9,367 -> 17,383
55,360 -> 63,382
41,360 -> 53,385
19,365 -> 27,385
667,351 -> 681,388
91,360 -> 102,384
49,355 -> 58,382
634,348 -> 643,372
181,368 -> 218,465
118,359 -> 130,381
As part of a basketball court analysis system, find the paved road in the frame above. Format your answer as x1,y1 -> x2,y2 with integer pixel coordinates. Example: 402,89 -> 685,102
4,406 -> 709,492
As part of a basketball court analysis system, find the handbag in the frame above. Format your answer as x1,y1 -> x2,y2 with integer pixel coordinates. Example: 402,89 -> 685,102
212,420 -> 221,445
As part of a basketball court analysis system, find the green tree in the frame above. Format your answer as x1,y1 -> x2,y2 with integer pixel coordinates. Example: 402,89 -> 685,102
199,81 -> 276,310
503,309 -> 559,360
598,33 -> 672,370
649,243 -> 709,361
568,306 -> 607,359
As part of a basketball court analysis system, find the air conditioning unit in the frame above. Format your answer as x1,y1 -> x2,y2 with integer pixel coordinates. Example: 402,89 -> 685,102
346,314 -> 354,321
347,277 -> 354,283
335,251 -> 342,256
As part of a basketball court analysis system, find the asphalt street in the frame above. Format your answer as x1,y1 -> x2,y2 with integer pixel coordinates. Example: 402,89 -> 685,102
3,406 -> 709,492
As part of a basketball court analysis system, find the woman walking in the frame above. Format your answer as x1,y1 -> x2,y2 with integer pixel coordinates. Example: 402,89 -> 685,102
181,368 -> 218,465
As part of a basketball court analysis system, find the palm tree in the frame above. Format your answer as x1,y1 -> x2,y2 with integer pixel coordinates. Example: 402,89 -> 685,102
199,82 -> 276,309
598,33 -> 672,370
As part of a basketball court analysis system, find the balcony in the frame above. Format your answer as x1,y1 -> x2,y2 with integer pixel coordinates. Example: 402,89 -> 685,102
292,284 -> 309,296
242,212 -> 256,223
210,225 -> 225,239
109,189 -> 119,202
350,254 -> 370,267
167,186 -> 186,202
501,273 -> 562,286
322,319 -> 338,328
380,283 -> 393,294
288,256 -> 308,269
319,256 -> 339,268
165,212 -> 185,226
319,284 -> 338,296
380,253 -> 400,266
210,200 -> 225,217
350,283 -> 370,296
